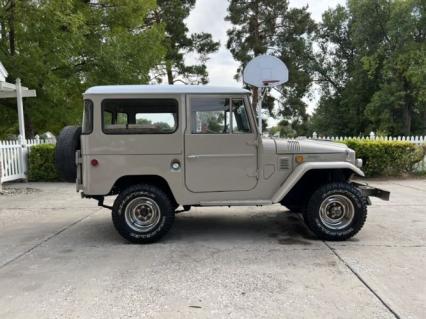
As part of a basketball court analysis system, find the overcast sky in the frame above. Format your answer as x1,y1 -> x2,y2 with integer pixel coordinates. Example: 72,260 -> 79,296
185,0 -> 346,121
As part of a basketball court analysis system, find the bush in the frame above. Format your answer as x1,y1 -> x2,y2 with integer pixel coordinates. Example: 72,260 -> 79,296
343,139 -> 425,177
28,144 -> 60,181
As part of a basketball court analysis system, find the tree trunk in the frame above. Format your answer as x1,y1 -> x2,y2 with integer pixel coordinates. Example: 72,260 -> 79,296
423,108 -> 426,135
166,62 -> 173,85
402,78 -> 412,135
1,21 -> 6,45
402,104 -> 411,136
25,113 -> 35,138
8,0 -> 16,55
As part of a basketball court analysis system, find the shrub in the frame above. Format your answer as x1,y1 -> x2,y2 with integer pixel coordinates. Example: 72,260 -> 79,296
28,144 -> 60,181
343,139 -> 425,177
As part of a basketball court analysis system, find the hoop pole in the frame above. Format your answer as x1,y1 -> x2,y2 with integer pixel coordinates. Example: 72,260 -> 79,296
257,93 -> 262,134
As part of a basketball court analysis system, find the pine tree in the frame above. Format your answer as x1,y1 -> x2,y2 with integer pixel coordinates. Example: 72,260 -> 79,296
149,0 -> 220,85
226,0 -> 316,134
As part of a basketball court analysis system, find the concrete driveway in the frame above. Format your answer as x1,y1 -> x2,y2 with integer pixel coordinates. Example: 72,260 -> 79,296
0,179 -> 425,319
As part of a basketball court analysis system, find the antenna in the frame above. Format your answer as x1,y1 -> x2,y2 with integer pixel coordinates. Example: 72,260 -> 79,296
243,55 -> 289,134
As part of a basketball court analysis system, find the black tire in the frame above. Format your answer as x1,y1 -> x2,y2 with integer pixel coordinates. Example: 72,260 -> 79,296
112,184 -> 175,244
284,204 -> 305,214
303,182 -> 368,241
55,126 -> 82,182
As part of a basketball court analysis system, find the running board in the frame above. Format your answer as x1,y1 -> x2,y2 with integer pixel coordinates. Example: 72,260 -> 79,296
199,200 -> 272,207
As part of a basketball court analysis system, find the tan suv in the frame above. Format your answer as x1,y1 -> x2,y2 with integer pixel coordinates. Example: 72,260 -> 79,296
55,85 -> 389,243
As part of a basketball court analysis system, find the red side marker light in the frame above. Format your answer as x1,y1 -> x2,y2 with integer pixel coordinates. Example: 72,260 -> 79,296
91,159 -> 99,167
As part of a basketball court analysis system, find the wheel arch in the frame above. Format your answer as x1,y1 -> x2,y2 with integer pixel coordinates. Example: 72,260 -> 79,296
272,162 -> 364,204
110,175 -> 178,208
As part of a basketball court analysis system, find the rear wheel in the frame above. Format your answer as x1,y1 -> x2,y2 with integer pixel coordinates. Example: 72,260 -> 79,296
303,182 -> 367,241
112,184 -> 175,244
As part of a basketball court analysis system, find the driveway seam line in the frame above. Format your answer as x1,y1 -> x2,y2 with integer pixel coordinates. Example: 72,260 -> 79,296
387,182 -> 426,193
323,241 -> 400,319
329,244 -> 424,248
0,210 -> 100,270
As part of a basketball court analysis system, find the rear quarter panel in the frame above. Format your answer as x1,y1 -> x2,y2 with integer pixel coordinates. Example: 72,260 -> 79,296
80,93 -> 185,196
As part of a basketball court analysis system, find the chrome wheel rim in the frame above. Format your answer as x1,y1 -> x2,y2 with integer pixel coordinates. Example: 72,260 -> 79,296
319,195 -> 354,230
125,197 -> 161,232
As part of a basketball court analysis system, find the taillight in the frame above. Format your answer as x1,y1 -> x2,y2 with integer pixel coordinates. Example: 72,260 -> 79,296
91,159 -> 99,167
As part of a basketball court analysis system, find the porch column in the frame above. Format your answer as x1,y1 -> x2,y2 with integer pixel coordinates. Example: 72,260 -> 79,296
16,78 -> 26,140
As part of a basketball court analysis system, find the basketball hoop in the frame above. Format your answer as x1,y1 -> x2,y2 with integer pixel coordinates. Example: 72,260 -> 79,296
243,55 -> 289,134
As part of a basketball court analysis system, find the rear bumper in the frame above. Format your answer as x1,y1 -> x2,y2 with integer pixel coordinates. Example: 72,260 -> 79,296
352,182 -> 390,202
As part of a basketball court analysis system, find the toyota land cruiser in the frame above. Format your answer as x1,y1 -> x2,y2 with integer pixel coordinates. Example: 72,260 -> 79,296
55,85 -> 390,243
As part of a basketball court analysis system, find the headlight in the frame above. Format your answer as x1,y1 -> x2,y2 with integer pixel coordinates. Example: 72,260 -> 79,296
356,158 -> 363,168
346,149 -> 356,163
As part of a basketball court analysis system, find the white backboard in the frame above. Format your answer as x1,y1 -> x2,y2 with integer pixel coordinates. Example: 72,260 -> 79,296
243,55 -> 288,88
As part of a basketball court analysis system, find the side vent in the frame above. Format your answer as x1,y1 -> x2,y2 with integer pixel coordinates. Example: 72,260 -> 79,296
279,157 -> 290,170
288,140 -> 301,152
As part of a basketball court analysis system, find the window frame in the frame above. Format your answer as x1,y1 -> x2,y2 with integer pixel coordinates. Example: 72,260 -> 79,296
81,99 -> 93,135
101,98 -> 179,135
231,98 -> 252,134
189,95 -> 252,135
190,96 -> 230,135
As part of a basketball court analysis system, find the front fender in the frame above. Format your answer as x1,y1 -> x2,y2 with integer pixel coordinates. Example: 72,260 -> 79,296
271,161 -> 365,203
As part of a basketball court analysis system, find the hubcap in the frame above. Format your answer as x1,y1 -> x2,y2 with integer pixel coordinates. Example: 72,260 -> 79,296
125,197 -> 161,232
319,195 -> 354,230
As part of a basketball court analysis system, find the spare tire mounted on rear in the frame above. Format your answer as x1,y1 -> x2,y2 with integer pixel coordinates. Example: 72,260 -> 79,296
55,126 -> 82,182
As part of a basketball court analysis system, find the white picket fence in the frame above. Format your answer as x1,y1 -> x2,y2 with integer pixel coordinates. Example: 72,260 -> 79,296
311,131 -> 426,145
0,136 -> 55,183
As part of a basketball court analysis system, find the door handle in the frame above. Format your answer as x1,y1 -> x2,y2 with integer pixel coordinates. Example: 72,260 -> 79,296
187,155 -> 199,159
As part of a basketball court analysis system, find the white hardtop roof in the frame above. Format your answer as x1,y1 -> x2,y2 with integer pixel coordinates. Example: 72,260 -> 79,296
84,85 -> 250,95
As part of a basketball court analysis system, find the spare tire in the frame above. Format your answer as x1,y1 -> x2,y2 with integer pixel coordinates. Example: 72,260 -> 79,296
55,126 -> 82,182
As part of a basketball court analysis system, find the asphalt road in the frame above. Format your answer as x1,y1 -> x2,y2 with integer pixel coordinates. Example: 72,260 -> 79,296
0,179 -> 425,319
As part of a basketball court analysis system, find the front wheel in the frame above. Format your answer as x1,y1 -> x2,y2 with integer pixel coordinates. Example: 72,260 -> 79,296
112,184 -> 175,244
303,182 -> 368,241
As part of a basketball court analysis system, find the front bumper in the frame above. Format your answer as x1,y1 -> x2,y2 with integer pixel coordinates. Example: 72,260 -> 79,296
352,182 -> 390,203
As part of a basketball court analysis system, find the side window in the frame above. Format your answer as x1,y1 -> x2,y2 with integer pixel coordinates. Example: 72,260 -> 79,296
232,99 -> 251,133
117,112 -> 128,124
104,111 -> 112,126
102,99 -> 178,134
191,97 -> 230,134
82,99 -> 93,134
103,111 -> 127,125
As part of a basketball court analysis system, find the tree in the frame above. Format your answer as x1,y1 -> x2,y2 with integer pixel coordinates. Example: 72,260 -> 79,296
358,0 -> 426,135
0,0 -> 165,137
269,120 -> 297,138
226,0 -> 316,134
149,0 -> 220,85
310,4 -> 375,136
311,0 -> 426,136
